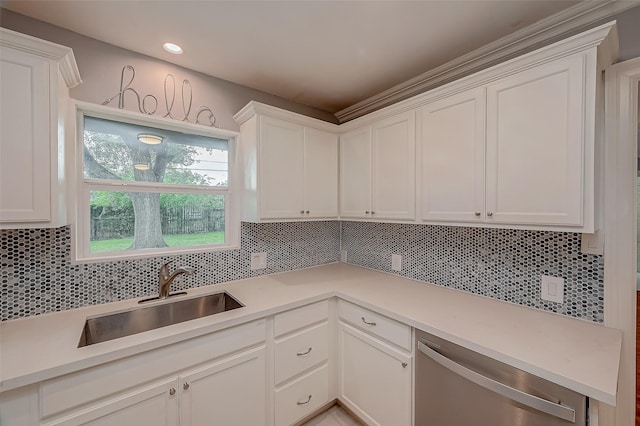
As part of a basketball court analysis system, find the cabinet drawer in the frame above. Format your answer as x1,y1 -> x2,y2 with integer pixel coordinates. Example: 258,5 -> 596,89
275,322 -> 329,385
275,364 -> 329,426
40,319 -> 265,419
274,300 -> 328,337
338,300 -> 411,351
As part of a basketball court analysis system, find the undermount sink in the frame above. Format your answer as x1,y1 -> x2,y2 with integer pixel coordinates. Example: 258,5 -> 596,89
78,292 -> 244,347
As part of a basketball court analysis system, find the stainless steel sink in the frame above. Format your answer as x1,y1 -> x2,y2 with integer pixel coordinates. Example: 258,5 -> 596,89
78,292 -> 244,347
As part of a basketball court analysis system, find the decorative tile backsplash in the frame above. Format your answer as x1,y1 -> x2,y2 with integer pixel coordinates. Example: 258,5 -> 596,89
0,222 -> 340,321
340,222 -> 604,323
1,221 -> 604,323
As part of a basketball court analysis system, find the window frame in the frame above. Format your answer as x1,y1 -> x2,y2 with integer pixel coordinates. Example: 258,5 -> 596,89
71,102 -> 241,263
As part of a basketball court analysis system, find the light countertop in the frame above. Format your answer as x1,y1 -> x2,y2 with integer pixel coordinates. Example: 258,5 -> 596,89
0,263 -> 622,405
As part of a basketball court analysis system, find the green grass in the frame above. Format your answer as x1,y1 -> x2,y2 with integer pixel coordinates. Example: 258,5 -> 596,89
90,232 -> 225,253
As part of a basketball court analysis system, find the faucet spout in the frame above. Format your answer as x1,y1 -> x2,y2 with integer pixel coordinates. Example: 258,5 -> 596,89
159,262 -> 195,299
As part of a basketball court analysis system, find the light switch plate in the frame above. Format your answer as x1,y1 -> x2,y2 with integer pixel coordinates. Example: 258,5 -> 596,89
251,252 -> 267,270
392,254 -> 402,272
541,275 -> 564,303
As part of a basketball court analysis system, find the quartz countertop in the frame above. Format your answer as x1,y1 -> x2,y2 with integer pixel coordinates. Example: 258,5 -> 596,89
0,263 -> 621,405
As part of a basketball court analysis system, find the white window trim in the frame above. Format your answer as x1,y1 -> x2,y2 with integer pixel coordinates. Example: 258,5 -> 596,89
70,101 -> 241,263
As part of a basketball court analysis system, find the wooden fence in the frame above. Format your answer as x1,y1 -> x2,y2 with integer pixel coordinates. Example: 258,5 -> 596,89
90,207 -> 225,240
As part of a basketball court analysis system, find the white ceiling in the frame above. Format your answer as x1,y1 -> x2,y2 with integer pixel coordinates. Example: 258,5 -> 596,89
3,1 -> 582,113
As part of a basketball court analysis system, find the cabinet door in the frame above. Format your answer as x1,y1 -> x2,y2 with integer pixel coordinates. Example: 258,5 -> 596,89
340,126 -> 372,218
180,346 -> 267,426
338,323 -> 411,426
259,116 -> 305,219
304,128 -> 338,218
486,54 -> 585,226
421,89 -> 486,222
42,379 -> 179,426
0,47 -> 52,223
372,111 -> 416,220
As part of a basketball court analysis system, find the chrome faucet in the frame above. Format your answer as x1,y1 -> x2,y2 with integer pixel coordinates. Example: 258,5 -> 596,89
159,262 -> 195,299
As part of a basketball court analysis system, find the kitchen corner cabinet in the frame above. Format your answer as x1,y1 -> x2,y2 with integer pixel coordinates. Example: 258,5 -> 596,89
0,28 -> 81,229
234,102 -> 339,222
338,301 -> 412,426
340,111 -> 416,220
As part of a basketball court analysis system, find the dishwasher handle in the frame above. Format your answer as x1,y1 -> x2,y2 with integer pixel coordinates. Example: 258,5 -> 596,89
417,341 -> 576,423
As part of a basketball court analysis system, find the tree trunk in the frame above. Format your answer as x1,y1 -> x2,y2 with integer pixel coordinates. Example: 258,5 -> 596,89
129,192 -> 167,249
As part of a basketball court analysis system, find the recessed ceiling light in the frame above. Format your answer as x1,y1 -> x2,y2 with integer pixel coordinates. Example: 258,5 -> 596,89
163,43 -> 183,54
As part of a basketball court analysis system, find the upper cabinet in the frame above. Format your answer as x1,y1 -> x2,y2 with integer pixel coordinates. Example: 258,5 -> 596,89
234,102 -> 339,222
420,88 -> 486,223
340,111 -> 416,220
485,54 -> 586,227
235,22 -> 616,232
417,22 -> 617,232
0,29 -> 81,229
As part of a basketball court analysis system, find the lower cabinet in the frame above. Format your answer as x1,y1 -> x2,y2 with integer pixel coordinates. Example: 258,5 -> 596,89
43,346 -> 266,426
1,299 -> 417,426
338,323 -> 412,426
42,379 -> 179,426
273,301 -> 331,425
180,347 -> 266,426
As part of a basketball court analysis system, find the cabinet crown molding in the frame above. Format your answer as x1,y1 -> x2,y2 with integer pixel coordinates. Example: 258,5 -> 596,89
234,101 -> 339,133
339,20 -> 618,133
0,28 -> 82,88
335,0 -> 631,122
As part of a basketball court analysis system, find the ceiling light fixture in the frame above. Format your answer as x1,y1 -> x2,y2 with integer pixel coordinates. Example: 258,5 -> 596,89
163,42 -> 183,54
137,133 -> 164,145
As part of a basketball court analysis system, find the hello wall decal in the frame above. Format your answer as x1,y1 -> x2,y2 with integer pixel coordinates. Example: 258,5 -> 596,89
102,65 -> 218,127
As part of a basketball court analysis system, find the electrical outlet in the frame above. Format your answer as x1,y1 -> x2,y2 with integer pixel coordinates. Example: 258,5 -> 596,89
540,275 -> 564,303
251,252 -> 267,270
392,254 -> 402,272
340,250 -> 347,263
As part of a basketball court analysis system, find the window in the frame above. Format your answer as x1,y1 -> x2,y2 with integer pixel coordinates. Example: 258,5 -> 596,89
74,105 -> 239,261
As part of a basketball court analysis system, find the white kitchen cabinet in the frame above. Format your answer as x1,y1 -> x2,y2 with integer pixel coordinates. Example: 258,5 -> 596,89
420,88 -> 486,223
419,52 -> 599,230
37,320 -> 266,426
338,323 -> 412,426
340,111 -> 416,220
273,300 -> 332,425
180,347 -> 267,426
234,102 -> 339,221
42,379 -> 179,426
0,28 -> 81,229
339,126 -> 371,218
485,53 -> 588,227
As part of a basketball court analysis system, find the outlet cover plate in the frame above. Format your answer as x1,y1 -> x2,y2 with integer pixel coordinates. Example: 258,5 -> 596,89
251,252 -> 267,270
540,275 -> 564,303
392,254 -> 402,272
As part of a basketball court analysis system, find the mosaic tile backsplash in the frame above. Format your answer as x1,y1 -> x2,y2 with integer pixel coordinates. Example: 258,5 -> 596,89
1,221 -> 604,323
0,222 -> 340,321
341,222 -> 604,323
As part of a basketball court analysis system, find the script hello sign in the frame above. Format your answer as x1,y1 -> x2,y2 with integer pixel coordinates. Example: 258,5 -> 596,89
102,65 -> 218,127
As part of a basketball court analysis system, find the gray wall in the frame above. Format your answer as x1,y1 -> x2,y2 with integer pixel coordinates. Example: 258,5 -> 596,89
610,5 -> 640,62
0,9 -> 339,130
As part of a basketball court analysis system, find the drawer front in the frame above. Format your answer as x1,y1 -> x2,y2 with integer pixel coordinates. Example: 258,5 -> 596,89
275,322 -> 329,385
338,300 -> 411,351
274,300 -> 328,337
275,364 -> 329,426
40,319 -> 266,419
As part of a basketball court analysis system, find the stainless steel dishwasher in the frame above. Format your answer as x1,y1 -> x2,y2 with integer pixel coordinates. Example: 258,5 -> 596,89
415,330 -> 587,426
